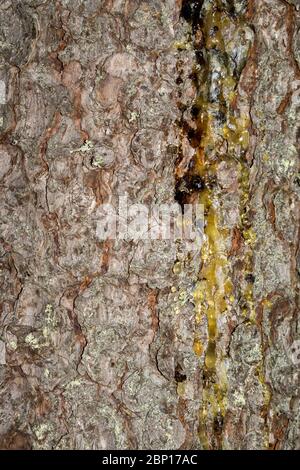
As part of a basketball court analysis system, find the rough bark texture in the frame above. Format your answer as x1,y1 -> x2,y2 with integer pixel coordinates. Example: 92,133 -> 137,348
0,0 -> 299,450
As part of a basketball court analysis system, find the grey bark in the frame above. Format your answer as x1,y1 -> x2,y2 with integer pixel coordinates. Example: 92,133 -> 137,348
0,0 -> 299,450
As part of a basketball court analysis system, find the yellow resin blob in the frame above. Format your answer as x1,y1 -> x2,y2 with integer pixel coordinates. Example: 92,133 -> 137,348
195,168 -> 233,449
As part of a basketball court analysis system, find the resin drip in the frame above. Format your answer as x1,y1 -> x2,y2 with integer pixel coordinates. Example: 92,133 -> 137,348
179,0 -> 252,449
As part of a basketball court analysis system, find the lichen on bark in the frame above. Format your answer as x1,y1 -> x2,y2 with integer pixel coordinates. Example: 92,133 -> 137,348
0,0 -> 299,450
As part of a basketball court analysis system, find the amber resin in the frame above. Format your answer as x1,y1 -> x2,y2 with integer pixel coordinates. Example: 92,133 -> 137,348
178,0 -> 254,449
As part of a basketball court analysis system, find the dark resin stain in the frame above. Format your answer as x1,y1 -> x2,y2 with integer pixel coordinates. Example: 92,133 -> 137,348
181,0 -> 204,33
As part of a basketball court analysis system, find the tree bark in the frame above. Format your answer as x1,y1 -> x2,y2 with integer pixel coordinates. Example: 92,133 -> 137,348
0,0 -> 299,450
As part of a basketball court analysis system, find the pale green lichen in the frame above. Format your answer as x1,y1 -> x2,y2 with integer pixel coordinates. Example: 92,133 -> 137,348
71,140 -> 94,154
45,304 -> 57,325
92,155 -> 104,168
66,378 -> 82,389
43,304 -> 57,339
42,326 -> 50,339
126,44 -> 133,53
128,111 -> 139,123
45,303 -> 53,316
34,423 -> 52,441
9,340 -> 17,350
247,343 -> 263,364
178,289 -> 188,305
233,389 -> 246,408
25,333 -> 39,349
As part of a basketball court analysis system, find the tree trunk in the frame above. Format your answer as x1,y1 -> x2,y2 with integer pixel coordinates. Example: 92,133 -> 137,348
0,0 -> 299,450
